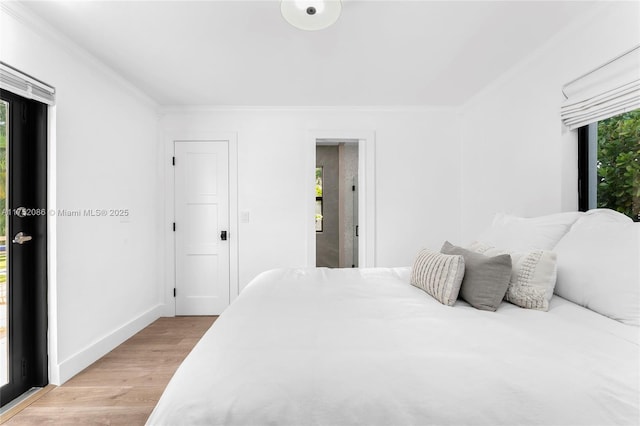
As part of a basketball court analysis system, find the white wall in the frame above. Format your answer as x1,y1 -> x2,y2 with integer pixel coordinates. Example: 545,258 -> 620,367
1,4 -> 161,384
459,2 -> 640,241
6,0 -> 629,386
160,108 -> 462,292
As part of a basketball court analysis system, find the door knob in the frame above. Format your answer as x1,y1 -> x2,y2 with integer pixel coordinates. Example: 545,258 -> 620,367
12,232 -> 33,244
220,230 -> 227,241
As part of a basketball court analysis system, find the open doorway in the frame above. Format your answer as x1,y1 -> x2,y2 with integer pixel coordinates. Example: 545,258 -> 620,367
307,130 -> 375,268
315,141 -> 358,268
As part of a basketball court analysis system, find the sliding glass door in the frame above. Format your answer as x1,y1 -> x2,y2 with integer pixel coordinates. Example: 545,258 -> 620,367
0,99 -> 7,389
0,90 -> 48,407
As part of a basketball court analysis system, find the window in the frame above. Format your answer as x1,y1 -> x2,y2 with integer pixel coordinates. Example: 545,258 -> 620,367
578,109 -> 640,222
315,167 -> 323,232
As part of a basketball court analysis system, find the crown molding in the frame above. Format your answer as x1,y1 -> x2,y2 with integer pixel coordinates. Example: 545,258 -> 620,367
159,104 -> 458,114
0,1 -> 159,111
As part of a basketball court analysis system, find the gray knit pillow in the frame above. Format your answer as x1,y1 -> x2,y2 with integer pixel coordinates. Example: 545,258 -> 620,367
410,249 -> 465,306
468,241 -> 558,311
441,241 -> 512,312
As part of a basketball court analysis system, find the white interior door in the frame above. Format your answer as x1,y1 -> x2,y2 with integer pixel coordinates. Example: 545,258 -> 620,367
175,141 -> 229,315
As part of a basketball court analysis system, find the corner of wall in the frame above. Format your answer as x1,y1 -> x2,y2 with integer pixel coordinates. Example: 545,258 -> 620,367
0,1 -> 160,111
454,1 -> 617,241
458,2 -> 608,115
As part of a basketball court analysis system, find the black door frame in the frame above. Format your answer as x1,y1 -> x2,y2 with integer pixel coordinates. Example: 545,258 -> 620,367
0,89 -> 48,407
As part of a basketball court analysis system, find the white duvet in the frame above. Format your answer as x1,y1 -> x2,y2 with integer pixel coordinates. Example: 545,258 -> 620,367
147,267 -> 640,426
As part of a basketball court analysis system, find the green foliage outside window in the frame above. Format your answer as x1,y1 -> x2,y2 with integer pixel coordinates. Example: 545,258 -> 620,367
315,167 -> 323,197
597,110 -> 640,221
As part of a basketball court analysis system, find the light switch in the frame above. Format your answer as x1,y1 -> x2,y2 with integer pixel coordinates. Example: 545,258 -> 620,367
240,210 -> 250,223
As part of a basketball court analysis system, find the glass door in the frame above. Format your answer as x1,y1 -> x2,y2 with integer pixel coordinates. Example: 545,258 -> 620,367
0,90 -> 48,407
352,176 -> 358,268
0,100 -> 7,388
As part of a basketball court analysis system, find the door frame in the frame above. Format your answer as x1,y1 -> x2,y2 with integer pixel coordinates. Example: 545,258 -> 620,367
163,132 -> 238,316
0,90 -> 49,404
0,65 -> 59,385
307,130 -> 376,267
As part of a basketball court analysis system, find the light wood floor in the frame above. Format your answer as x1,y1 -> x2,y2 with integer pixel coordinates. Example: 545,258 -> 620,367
4,316 -> 216,425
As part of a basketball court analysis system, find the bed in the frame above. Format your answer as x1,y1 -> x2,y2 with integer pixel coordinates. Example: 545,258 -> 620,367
147,210 -> 640,426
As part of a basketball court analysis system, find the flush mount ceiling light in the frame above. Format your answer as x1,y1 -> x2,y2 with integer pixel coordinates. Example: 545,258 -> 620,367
281,0 -> 342,31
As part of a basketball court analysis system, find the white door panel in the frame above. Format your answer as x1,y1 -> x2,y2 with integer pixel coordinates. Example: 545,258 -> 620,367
175,141 -> 229,315
187,152 -> 219,201
186,204 -> 219,253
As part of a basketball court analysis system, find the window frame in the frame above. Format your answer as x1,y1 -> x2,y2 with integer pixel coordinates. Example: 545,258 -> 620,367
577,112 -> 640,221
577,124 -> 594,212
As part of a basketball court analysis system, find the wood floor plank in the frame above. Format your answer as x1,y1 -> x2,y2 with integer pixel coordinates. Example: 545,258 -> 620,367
64,369 -> 176,388
5,406 -> 152,426
4,316 -> 216,425
31,387 -> 163,407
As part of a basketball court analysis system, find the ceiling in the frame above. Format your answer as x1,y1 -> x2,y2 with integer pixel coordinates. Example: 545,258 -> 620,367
21,1 -> 602,106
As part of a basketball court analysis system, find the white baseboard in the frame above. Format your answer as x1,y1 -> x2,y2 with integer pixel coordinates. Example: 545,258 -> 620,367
53,304 -> 164,385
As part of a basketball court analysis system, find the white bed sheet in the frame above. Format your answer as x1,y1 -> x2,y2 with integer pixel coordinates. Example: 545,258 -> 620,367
147,267 -> 640,426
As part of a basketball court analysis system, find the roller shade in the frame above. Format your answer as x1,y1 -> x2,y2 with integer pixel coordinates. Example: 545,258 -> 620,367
0,62 -> 55,105
561,45 -> 640,130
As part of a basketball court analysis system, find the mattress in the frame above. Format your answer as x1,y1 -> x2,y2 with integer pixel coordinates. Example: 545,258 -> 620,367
147,267 -> 640,425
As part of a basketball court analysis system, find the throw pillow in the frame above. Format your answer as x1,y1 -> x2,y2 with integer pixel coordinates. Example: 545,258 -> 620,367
410,249 -> 465,306
468,242 -> 558,311
441,241 -> 511,312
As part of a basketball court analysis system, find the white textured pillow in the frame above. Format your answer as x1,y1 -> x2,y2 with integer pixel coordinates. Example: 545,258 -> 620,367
477,211 -> 582,252
410,249 -> 465,306
553,210 -> 640,326
468,242 -> 558,311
